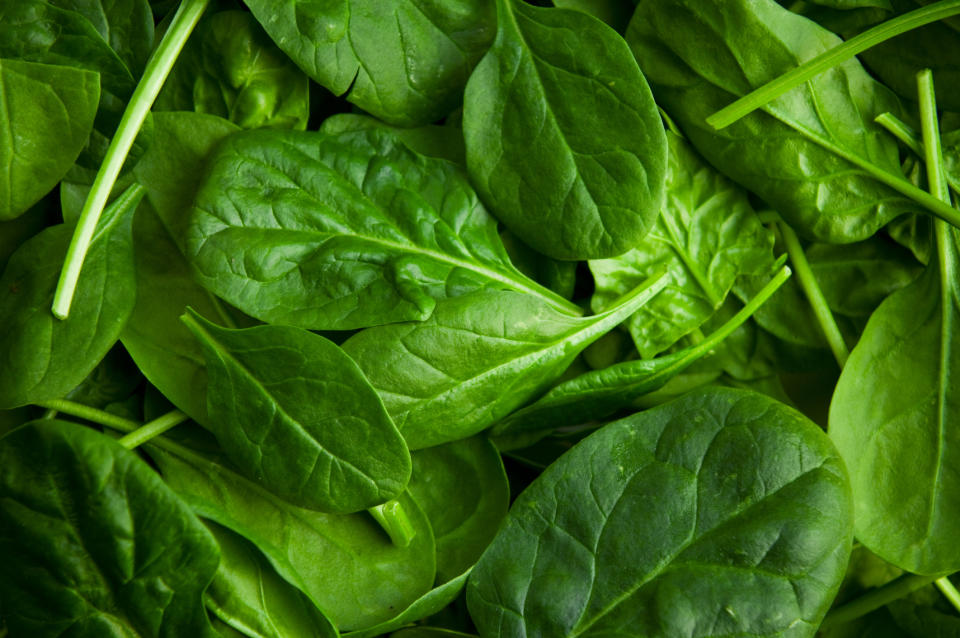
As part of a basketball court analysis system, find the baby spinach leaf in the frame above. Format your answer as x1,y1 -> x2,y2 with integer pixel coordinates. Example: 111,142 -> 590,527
408,437 -> 509,583
64,346 -> 143,409
468,387 -> 854,638
243,0 -> 495,126
590,131 -> 775,357
188,128 -> 577,330
343,571 -> 471,638
49,0 -> 155,76
0,420 -> 219,637
499,230 -> 578,301
627,0 -> 912,243
463,0 -> 667,260
343,275 -> 667,450
155,11 -> 310,130
319,113 -> 466,167
0,59 -> 100,219
0,185 -> 140,408
181,309 -> 411,513
150,436 -> 436,631
829,226 -> 960,574
205,522 -> 338,638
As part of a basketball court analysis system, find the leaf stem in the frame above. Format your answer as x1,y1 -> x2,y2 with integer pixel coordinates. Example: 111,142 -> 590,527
936,577 -> 960,614
33,399 -> 139,433
777,222 -> 849,368
876,111 -> 960,195
820,573 -> 941,629
369,500 -> 416,547
706,1 -> 960,129
918,70 -> 951,205
117,410 -> 190,450
51,0 -> 211,320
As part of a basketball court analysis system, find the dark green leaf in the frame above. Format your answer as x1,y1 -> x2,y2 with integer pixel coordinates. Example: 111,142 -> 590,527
590,131 -> 774,357
155,11 -> 310,130
408,437 -> 509,583
0,420 -> 219,637
552,0 -> 634,31
463,0 -> 667,260
0,185 -> 140,408
468,387 -> 853,637
205,522 -> 338,638
320,113 -> 466,167
0,59 -> 99,219
188,128 -> 576,330
151,436 -> 436,631
243,0 -> 495,126
343,277 -> 666,449
49,0 -> 155,75
627,0 -> 911,242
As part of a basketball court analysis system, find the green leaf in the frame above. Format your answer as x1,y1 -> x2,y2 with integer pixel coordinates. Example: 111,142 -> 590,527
627,0 -> 912,243
155,11 -> 310,130
319,113 -> 466,167
181,309 -> 411,513
150,434 -> 436,631
552,0 -> 634,31
49,0 -> 155,76
188,128 -> 578,330
468,387 -> 853,637
408,437 -> 509,583
242,0 -> 495,126
205,522 -> 338,638
343,571 -> 471,638
590,131 -> 775,357
463,0 -> 667,260
0,59 -> 99,219
829,226 -> 960,574
0,185 -> 140,408
0,420 -> 219,637
343,276 -> 667,450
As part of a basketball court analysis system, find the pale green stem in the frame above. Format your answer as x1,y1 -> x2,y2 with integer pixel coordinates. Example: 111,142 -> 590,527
820,573 -> 941,629
918,70 -> 952,205
117,410 -> 190,450
52,0 -> 211,320
369,500 -> 416,548
41,408 -> 58,420
34,399 -> 139,433
777,222 -> 850,368
936,577 -> 960,614
707,1 -> 960,129
876,111 -> 960,195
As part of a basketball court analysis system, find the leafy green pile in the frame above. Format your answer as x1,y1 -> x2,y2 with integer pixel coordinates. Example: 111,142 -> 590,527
4,0 -> 960,636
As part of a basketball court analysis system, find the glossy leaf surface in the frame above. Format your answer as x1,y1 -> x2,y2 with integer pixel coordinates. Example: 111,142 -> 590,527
0,420 -> 219,638
188,128 -> 575,330
464,0 -> 667,260
469,388 -> 853,637
344,277 -> 666,449
182,310 -> 411,513
243,0 -> 494,126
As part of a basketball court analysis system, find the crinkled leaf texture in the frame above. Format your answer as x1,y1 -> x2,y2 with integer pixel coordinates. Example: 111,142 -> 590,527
243,0 -> 494,126
830,226 -> 960,574
0,185 -> 139,408
590,131 -> 774,357
468,387 -> 853,638
464,0 -> 667,260
188,128 -> 573,330
343,278 -> 666,450
0,420 -> 219,638
150,432 -> 436,631
627,0 -> 910,243
181,309 -> 411,513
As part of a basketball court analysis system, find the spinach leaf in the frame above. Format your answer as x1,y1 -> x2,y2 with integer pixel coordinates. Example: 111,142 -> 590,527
205,521 -> 338,638
0,185 -> 140,408
0,59 -> 100,219
181,309 -> 411,513
63,345 -> 143,409
155,11 -> 310,130
188,128 -> 578,330
590,131 -> 775,357
50,0 -> 155,76
627,0 -> 912,243
0,420 -> 219,637
829,226 -> 960,573
150,435 -> 437,631
463,0 -> 667,260
343,275 -> 667,450
343,571 -> 471,638
319,113 -> 466,167
551,0 -> 634,31
499,230 -> 578,301
468,387 -> 853,637
242,0 -> 495,126
408,437 -> 509,583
